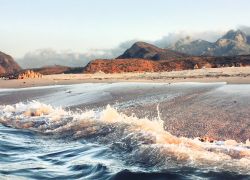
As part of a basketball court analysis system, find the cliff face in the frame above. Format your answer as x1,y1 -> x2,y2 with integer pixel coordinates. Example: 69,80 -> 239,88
84,59 -> 158,73
84,56 -> 250,74
0,51 -> 21,76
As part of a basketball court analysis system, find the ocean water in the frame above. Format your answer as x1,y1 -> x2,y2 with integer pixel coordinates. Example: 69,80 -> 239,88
0,83 -> 250,179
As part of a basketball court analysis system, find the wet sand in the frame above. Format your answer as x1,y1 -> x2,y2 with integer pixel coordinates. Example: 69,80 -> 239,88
1,67 -> 250,88
1,67 -> 250,142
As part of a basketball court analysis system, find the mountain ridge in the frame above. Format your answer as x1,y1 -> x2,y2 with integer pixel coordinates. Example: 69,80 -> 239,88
117,41 -> 188,60
170,29 -> 250,56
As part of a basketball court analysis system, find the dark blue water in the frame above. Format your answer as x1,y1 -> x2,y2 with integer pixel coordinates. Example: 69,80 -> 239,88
0,122 -> 249,179
0,124 -> 117,179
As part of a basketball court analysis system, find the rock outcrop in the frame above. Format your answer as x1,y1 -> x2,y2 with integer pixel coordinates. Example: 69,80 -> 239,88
84,55 -> 250,74
84,59 -> 158,73
16,70 -> 42,79
0,51 -> 21,76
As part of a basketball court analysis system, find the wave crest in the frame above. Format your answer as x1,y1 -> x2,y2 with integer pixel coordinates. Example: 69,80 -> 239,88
0,101 -> 250,174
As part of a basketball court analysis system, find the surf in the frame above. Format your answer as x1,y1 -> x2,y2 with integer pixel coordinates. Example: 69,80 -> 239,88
0,101 -> 249,175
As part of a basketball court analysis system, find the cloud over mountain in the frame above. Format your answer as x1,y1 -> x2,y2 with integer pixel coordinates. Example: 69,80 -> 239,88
17,40 -> 137,69
153,30 -> 225,48
17,27 -> 250,69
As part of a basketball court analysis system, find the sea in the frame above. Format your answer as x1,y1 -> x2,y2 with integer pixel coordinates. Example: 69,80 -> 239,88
0,82 -> 249,180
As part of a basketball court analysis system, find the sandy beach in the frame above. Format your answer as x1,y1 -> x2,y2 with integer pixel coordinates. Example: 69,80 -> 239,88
1,67 -> 250,88
1,66 -> 250,141
0,80 -> 249,142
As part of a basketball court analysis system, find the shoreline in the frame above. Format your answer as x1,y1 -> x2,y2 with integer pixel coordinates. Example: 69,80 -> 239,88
1,80 -> 250,142
1,67 -> 250,88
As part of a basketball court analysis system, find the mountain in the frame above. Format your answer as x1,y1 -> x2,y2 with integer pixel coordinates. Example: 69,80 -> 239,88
221,30 -> 247,42
209,30 -> 250,56
170,30 -> 250,56
84,37 -> 250,73
0,51 -> 21,76
172,39 -> 214,56
117,41 -> 187,60
118,30 -> 250,58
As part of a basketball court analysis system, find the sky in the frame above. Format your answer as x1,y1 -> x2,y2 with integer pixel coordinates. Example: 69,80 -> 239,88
0,0 -> 250,58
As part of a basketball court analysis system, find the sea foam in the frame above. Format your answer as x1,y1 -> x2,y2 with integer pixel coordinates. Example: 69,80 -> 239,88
0,101 -> 249,174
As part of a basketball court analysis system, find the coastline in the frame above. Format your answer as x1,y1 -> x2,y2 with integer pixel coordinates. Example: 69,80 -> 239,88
1,67 -> 250,88
1,81 -> 250,142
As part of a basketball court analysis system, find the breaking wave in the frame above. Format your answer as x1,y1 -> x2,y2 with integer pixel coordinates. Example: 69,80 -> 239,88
0,101 -> 250,178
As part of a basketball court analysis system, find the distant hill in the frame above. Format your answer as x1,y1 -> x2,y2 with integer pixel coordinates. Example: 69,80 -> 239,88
31,65 -> 84,75
170,30 -> 250,56
84,55 -> 250,74
170,38 -> 214,56
0,51 -> 21,76
117,41 -> 188,60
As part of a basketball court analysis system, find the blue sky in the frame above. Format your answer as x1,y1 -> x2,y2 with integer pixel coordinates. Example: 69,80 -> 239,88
0,0 -> 250,57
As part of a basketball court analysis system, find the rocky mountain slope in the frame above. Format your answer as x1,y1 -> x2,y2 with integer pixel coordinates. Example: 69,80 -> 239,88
170,30 -> 250,56
0,51 -> 21,76
117,41 -> 188,60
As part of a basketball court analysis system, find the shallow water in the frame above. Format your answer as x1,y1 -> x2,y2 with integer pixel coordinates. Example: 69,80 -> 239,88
0,83 -> 250,179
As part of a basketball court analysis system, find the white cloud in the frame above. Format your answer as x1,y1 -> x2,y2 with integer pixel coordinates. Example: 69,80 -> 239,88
17,40 -> 137,68
17,28 -> 249,69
